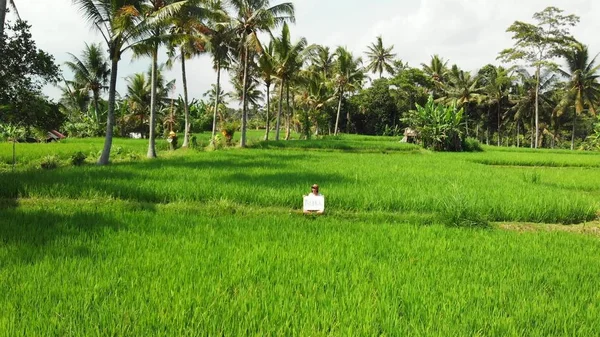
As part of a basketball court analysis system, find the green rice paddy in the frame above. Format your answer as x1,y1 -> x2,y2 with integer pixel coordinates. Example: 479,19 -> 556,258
1,134 -> 599,336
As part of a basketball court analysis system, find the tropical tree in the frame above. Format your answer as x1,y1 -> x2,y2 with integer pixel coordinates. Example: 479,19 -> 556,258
481,65 -> 514,146
0,0 -> 19,38
257,39 -> 275,140
365,35 -> 396,79
555,42 -> 600,149
421,54 -> 449,96
296,71 -> 334,137
133,0 -> 187,158
333,46 -> 364,135
230,0 -> 295,147
308,45 -> 335,77
511,69 -> 557,148
124,72 -> 151,136
272,22 -> 306,140
443,65 -> 483,136
64,43 -> 110,128
169,0 -> 216,147
73,0 -> 172,164
205,17 -> 235,142
498,6 -> 579,148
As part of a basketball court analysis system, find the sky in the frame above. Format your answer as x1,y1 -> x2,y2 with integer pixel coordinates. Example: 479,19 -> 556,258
9,0 -> 600,104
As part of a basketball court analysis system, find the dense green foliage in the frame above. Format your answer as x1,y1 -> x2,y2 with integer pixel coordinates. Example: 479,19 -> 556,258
0,21 -> 61,131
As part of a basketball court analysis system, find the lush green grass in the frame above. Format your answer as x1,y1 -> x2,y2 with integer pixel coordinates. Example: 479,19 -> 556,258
1,135 -> 600,335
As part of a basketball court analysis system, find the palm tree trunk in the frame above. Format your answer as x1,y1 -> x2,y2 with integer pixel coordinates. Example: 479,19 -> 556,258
240,45 -> 249,148
486,107 -> 490,145
211,60 -> 221,142
0,0 -> 7,39
516,120 -> 520,147
571,114 -> 576,151
534,66 -> 540,149
497,102 -> 501,147
93,91 -> 100,129
530,114 -> 534,148
275,80 -> 284,141
334,87 -> 343,136
181,48 -> 191,148
147,47 -> 158,158
264,82 -> 270,141
98,57 -> 119,165
285,83 -> 291,140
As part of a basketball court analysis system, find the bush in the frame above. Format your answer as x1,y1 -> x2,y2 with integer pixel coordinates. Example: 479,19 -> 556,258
70,151 -> 87,166
402,96 -> 464,151
40,155 -> 60,170
462,137 -> 483,152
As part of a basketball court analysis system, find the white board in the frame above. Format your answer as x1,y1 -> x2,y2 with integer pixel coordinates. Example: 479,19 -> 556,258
303,195 -> 325,212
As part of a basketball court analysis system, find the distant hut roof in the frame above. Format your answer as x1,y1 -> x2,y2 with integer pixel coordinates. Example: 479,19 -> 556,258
404,128 -> 418,137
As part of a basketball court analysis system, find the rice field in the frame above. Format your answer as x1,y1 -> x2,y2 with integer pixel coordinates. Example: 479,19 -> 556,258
1,135 -> 599,336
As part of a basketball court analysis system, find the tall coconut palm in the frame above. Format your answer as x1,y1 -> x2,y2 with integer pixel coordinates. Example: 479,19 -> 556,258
64,43 -> 110,128
73,0 -> 147,164
297,71 -> 334,137
421,54 -> 449,97
230,0 -> 295,147
0,0 -> 19,38
169,0 -> 216,147
272,22 -> 306,140
512,69 -> 557,148
205,18 -> 235,142
258,39 -> 275,140
365,35 -> 396,79
482,65 -> 514,146
309,45 -> 334,77
333,46 -> 364,135
443,65 -> 484,136
133,0 -> 188,158
556,42 -> 600,149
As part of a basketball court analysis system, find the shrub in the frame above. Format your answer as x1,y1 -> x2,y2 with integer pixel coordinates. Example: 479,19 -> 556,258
40,155 -> 60,170
70,151 -> 87,166
462,137 -> 483,152
402,96 -> 464,151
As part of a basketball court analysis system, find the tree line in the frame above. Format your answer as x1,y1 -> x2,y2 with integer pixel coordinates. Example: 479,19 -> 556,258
1,2 -> 599,163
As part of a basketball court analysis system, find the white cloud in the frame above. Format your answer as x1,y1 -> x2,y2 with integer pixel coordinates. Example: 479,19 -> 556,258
10,0 -> 600,102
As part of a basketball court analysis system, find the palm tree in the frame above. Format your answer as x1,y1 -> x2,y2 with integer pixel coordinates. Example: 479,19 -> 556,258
169,0 -> 215,148
272,22 -> 306,140
443,65 -> 483,136
230,0 -> 295,147
125,65 -> 175,137
309,45 -> 335,77
512,69 -> 557,148
64,43 -> 110,128
421,54 -> 449,97
133,0 -> 187,158
73,0 -> 148,164
482,65 -> 514,146
333,46 -> 364,135
365,35 -> 396,78
205,18 -> 235,142
0,0 -> 19,37
74,0 -> 185,163
297,71 -> 334,137
556,42 -> 600,150
258,40 -> 275,140
125,72 -> 151,136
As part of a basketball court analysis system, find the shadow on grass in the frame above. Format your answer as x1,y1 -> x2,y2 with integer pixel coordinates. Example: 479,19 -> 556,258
0,152 -> 321,204
0,206 -> 130,266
